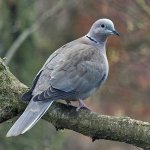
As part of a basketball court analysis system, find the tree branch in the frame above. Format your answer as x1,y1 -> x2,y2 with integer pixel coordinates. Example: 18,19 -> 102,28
0,58 -> 150,149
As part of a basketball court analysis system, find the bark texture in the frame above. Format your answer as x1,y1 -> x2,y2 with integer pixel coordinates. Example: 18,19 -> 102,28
0,58 -> 150,149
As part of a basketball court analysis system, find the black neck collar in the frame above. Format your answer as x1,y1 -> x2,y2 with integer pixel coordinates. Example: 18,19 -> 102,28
86,35 -> 99,44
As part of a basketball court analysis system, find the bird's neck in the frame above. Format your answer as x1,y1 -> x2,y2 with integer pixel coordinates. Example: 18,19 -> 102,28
86,33 -> 107,45
86,35 -> 99,44
85,34 -> 107,54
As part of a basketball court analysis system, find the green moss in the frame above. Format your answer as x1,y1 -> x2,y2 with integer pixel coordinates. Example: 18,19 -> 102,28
0,58 -> 28,119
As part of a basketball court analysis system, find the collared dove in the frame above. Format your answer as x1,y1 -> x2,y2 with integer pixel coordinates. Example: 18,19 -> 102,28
6,18 -> 119,137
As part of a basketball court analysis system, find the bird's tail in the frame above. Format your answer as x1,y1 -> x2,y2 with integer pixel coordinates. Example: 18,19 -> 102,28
6,99 -> 54,137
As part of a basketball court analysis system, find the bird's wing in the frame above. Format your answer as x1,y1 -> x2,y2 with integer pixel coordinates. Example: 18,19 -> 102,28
21,41 -> 70,101
22,71 -> 42,101
32,41 -> 107,101
50,45 -> 106,93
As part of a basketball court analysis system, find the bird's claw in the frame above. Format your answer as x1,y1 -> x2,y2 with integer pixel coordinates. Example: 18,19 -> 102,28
76,99 -> 91,111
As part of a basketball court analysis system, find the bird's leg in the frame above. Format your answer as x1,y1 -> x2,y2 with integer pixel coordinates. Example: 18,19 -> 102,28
65,100 -> 71,106
76,99 -> 91,111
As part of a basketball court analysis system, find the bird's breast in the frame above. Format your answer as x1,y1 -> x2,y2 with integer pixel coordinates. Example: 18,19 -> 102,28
103,54 -> 109,80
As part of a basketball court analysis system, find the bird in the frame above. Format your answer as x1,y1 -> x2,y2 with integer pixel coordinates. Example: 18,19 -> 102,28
6,18 -> 119,137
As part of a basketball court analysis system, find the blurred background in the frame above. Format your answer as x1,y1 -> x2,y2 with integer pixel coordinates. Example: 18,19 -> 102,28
0,0 -> 150,150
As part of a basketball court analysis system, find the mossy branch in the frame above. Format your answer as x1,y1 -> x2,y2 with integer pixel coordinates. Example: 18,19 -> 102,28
0,58 -> 150,149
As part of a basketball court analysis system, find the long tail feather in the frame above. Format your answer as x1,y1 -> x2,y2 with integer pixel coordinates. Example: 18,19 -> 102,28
6,99 -> 54,137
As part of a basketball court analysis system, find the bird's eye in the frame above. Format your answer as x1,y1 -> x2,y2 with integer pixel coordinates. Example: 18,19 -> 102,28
101,24 -> 105,28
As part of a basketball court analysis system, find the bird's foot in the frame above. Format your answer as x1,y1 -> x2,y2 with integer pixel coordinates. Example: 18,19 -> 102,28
76,99 -> 91,111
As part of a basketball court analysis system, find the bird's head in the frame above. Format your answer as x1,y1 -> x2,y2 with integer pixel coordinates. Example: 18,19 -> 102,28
88,18 -> 119,43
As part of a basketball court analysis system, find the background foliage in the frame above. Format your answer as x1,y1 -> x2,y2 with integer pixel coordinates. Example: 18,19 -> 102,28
0,0 -> 150,149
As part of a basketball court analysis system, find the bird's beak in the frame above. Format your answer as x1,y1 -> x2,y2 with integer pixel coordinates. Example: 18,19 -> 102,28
112,30 -> 120,36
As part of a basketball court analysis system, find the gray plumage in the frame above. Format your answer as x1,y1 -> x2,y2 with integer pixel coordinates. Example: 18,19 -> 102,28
6,18 -> 119,137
